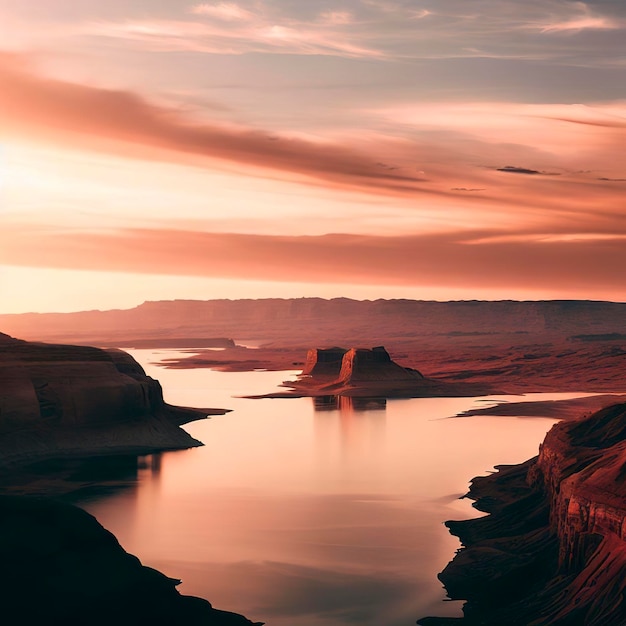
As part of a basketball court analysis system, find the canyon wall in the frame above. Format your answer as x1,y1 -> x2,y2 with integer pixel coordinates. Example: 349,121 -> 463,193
420,403 -> 626,625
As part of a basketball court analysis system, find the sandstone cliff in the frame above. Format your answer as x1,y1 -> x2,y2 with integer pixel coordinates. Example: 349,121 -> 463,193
419,403 -> 626,625
301,347 -> 347,378
0,335 -> 220,468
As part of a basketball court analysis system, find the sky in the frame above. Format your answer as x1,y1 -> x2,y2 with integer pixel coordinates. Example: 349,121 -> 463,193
1,0 -> 625,313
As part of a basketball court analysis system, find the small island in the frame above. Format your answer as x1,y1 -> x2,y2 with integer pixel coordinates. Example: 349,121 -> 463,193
247,345 -> 494,399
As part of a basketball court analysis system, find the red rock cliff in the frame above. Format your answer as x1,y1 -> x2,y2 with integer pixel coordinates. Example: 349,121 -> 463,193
0,335 -> 211,468
419,403 -> 626,626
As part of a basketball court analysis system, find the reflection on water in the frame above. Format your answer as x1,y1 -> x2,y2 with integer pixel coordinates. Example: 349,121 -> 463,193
313,396 -> 387,413
67,350 -> 581,626
138,453 -> 163,474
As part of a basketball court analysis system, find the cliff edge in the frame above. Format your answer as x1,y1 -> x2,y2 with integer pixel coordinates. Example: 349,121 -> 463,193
0,334 -> 223,469
419,402 -> 626,625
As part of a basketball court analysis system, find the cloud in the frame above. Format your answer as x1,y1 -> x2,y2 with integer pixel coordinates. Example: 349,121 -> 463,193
495,165 -> 561,176
0,55 -> 439,197
319,11 -> 353,26
3,55 -> 626,233
3,225 -> 626,296
538,16 -> 619,34
190,3 -> 254,21
497,166 -> 542,175
85,9 -> 385,59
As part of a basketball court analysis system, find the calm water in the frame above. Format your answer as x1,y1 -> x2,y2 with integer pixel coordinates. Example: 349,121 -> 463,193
76,350 -> 579,625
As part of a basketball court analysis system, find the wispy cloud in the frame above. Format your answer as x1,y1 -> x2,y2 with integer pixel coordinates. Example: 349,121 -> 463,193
0,55 -> 433,197
190,2 -> 255,21
86,2 -> 386,59
538,16 -> 619,33
87,18 -> 384,58
319,11 -> 354,26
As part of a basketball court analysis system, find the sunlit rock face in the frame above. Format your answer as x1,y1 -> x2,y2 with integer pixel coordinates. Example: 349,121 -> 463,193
0,334 -> 206,468
532,403 -> 626,574
301,347 -> 347,378
336,346 -> 424,385
420,403 -> 626,626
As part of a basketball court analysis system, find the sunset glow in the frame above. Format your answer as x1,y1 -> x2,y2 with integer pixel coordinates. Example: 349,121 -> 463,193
1,0 -> 625,312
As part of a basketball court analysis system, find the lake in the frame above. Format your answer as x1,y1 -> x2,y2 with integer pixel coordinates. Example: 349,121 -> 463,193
76,349 -> 579,625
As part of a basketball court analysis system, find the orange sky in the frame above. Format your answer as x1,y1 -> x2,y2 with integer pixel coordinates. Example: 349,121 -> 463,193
1,1 -> 625,312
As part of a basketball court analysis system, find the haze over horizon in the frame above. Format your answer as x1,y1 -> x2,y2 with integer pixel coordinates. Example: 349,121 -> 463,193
1,0 -> 625,313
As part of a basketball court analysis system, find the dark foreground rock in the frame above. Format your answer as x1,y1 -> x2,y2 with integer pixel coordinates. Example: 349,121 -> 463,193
0,495 -> 263,625
0,334 -> 259,625
419,403 -> 626,626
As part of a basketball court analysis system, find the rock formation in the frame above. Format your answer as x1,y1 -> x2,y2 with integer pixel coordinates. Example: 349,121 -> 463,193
335,346 -> 424,385
301,347 -> 347,378
419,402 -> 626,626
0,334 -> 223,469
0,495 -> 263,625
266,345 -> 488,399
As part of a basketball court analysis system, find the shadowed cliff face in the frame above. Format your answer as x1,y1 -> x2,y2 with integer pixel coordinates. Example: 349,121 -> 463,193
0,335 -> 216,468
419,403 -> 626,626
0,495 -> 264,626
301,347 -> 347,378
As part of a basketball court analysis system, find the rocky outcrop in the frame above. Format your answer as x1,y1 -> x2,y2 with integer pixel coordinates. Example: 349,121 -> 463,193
266,345 -> 489,398
301,347 -> 347,378
0,335 -> 222,468
0,495 -> 263,625
419,403 -> 626,626
335,346 -> 424,384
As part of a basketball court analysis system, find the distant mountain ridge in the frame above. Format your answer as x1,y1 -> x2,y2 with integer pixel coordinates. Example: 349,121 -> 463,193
1,298 -> 625,347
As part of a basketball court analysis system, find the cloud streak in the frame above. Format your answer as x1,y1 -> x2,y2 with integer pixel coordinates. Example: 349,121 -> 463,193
2,225 -> 626,296
86,7 -> 385,59
0,55 -> 438,197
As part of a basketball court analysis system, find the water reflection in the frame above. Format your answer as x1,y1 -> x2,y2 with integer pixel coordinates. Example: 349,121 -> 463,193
313,396 -> 387,490
313,396 -> 387,413
138,453 -> 163,475
69,352 -> 572,626
0,453 -> 163,503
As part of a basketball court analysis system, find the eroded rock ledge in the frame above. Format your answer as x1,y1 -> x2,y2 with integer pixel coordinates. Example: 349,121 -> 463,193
0,334 -> 226,469
419,403 -> 626,626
